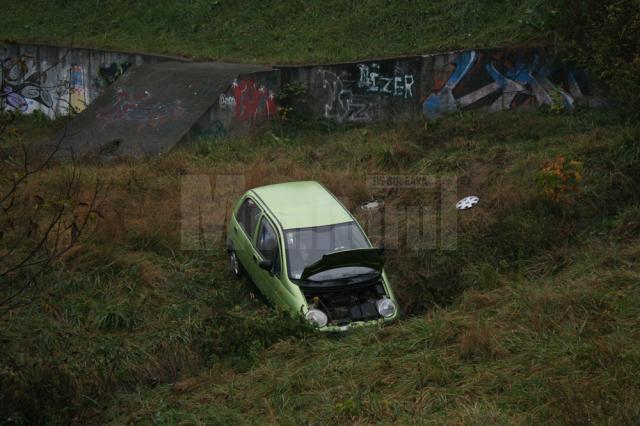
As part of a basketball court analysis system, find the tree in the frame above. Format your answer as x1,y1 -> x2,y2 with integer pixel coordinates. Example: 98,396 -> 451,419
0,111 -> 101,315
544,0 -> 640,119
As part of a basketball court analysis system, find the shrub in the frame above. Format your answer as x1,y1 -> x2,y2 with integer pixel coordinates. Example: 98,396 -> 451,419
544,0 -> 640,119
536,156 -> 583,206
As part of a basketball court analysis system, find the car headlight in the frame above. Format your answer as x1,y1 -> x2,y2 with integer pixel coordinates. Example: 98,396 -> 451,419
305,309 -> 328,328
376,298 -> 397,318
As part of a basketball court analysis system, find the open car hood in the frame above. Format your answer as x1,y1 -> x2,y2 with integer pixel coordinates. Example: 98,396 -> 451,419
300,247 -> 385,281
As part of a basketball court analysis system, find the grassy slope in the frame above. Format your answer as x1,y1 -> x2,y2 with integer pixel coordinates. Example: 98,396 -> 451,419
104,112 -> 640,425
2,109 -> 639,423
106,238 -> 640,425
0,0 -> 543,63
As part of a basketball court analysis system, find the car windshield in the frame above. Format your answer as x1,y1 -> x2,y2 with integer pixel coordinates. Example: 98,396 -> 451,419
284,222 -> 370,280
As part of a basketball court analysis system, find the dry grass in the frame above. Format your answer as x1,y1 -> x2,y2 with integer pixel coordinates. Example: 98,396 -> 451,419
458,322 -> 501,360
3,109 -> 640,424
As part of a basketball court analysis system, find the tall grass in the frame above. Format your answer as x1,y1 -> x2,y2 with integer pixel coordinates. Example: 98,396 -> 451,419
2,108 -> 639,423
103,238 -> 640,424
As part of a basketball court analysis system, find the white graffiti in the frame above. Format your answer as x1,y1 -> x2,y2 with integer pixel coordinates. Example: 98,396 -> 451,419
357,63 -> 415,99
0,55 -> 73,117
455,64 -> 529,113
219,94 -> 236,109
318,70 -> 372,123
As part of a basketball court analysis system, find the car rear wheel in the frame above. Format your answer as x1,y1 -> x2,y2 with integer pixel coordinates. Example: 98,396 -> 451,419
229,249 -> 243,279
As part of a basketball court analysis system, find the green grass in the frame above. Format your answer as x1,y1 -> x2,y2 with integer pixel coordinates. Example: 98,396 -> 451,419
1,108 -> 640,423
0,0 -> 545,63
102,237 -> 640,424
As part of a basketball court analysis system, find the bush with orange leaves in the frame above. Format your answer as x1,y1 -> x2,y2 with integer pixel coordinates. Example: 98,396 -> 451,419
536,156 -> 583,206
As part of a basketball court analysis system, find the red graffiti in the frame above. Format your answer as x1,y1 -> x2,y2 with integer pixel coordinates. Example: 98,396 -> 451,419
433,78 -> 444,92
97,89 -> 185,128
231,78 -> 276,123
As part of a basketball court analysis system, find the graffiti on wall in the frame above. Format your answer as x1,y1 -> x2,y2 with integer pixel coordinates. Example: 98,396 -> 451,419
69,65 -> 87,112
0,55 -> 61,113
0,53 -> 102,116
194,120 -> 228,140
0,46 -> 141,117
93,61 -> 132,89
311,62 -> 416,123
218,77 -> 276,124
423,51 -> 600,120
316,69 -> 373,122
96,89 -> 185,128
357,63 -> 415,99
219,94 -> 236,109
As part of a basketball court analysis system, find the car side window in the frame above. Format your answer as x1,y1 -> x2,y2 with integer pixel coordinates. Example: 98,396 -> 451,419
236,198 -> 261,238
257,218 -> 281,275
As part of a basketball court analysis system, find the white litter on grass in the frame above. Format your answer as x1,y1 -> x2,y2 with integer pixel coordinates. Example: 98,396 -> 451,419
361,200 -> 384,210
456,195 -> 480,210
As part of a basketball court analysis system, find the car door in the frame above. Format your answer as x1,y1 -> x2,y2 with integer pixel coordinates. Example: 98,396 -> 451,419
231,197 -> 262,276
249,215 -> 286,308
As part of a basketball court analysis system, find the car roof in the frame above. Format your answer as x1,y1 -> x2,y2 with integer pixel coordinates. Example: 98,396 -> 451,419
249,181 -> 354,230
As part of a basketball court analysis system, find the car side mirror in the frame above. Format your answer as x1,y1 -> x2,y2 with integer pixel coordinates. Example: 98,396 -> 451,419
258,259 -> 273,272
377,245 -> 385,255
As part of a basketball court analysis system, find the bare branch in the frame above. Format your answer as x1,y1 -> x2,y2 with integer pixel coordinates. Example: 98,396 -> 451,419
0,123 -> 68,206
0,111 -> 101,315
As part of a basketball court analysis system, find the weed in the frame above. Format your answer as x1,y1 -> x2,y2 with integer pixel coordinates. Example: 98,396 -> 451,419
536,155 -> 583,206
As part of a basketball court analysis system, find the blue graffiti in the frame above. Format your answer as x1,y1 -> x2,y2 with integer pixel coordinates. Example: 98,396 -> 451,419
486,63 -> 507,87
423,52 -> 585,120
512,57 -> 573,108
452,62 -> 527,112
423,51 -> 476,120
504,56 -> 540,85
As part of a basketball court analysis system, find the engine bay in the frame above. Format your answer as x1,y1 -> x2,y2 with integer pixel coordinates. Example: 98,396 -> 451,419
301,277 -> 387,326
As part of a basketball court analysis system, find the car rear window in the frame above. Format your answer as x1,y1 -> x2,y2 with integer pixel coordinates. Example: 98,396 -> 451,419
236,198 -> 261,237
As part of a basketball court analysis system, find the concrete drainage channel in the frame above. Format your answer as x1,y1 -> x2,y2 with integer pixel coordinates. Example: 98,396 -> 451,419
1,42 -> 603,158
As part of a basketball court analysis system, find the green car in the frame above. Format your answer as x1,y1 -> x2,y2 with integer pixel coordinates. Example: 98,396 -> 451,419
226,181 -> 399,331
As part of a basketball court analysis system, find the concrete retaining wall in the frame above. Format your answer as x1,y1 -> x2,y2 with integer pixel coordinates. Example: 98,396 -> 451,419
279,56 -> 422,123
1,43 -> 603,157
280,48 -> 600,124
0,42 -> 185,118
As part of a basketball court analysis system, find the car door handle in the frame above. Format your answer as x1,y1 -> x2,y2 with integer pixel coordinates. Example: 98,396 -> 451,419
253,255 -> 258,262
234,226 -> 238,233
